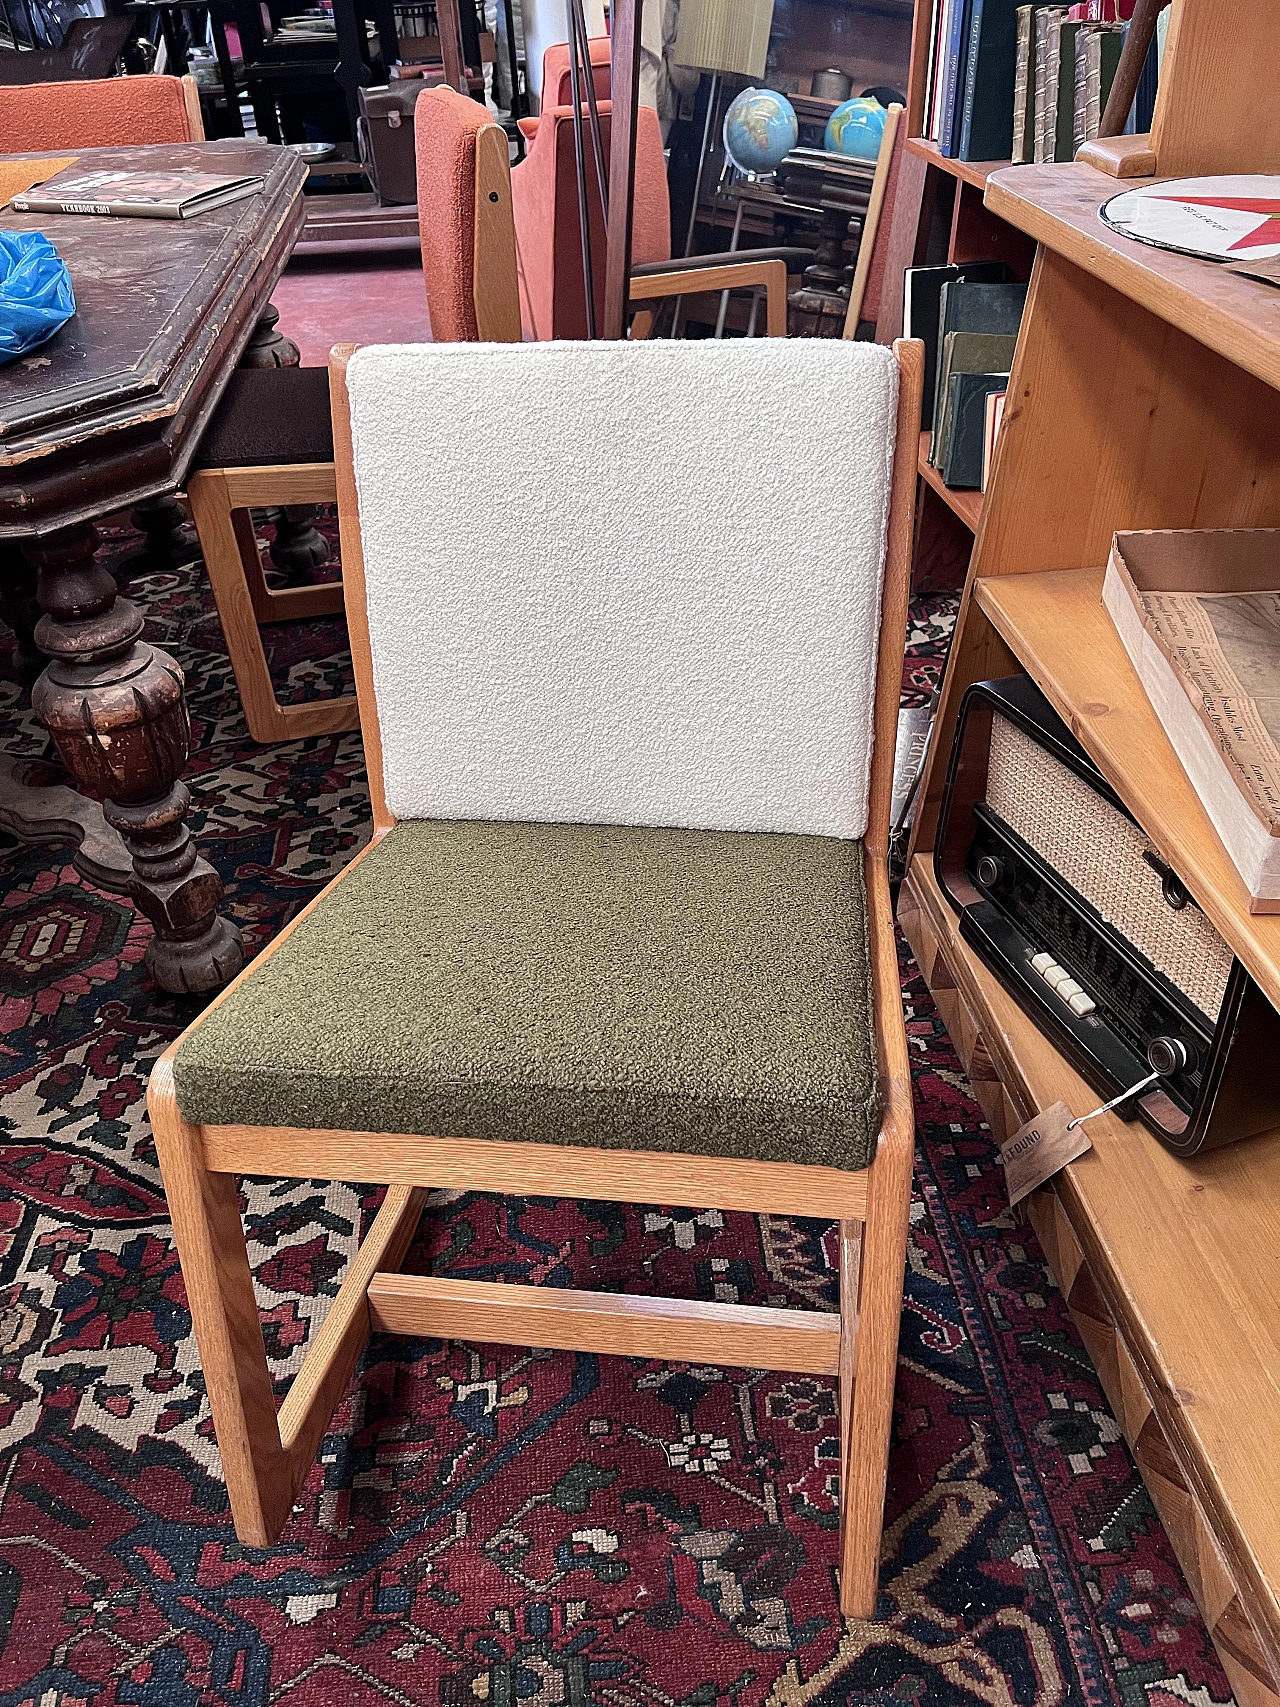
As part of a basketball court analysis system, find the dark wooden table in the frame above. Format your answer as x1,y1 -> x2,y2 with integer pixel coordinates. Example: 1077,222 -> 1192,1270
0,140 -> 306,995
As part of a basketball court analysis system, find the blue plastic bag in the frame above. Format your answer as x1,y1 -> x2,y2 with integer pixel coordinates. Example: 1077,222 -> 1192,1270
0,230 -> 76,366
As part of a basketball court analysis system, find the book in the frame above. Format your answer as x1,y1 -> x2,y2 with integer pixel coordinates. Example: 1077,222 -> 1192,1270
941,370 -> 1011,487
930,0 -> 957,139
931,330 -> 1017,471
10,167 -> 265,220
981,388 -> 1006,491
958,0 -> 1021,163
938,0 -> 975,155
1011,5 -> 1036,162
922,0 -> 943,136
1032,9 -> 1070,162
1103,529 -> 1280,912
929,279 -> 1026,442
1072,22 -> 1124,152
902,261 -> 1007,430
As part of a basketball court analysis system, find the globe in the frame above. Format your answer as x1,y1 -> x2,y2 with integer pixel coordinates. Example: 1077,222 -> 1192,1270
825,96 -> 887,162
723,87 -> 799,179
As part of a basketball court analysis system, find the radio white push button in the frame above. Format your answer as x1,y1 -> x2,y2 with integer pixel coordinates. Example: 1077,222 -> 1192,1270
1029,953 -> 1097,1015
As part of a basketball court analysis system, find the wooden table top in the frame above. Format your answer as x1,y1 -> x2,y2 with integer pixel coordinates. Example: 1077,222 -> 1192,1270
0,141 -> 305,539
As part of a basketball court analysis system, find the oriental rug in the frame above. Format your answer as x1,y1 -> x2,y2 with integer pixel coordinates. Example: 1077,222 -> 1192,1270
0,538 -> 1236,1707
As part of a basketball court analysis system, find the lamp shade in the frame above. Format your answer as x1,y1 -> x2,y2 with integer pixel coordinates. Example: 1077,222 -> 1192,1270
672,0 -> 775,80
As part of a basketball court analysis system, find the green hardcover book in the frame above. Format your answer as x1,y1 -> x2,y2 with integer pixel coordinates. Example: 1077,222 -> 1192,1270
929,282 -> 1027,450
932,331 -> 1019,471
942,371 -> 1013,488
1051,20 -> 1083,160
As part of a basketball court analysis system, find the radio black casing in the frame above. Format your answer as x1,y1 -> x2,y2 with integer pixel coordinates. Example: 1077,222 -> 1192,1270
933,675 -> 1280,1157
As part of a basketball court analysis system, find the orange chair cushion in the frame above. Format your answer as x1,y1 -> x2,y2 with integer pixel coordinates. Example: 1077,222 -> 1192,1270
415,86 -> 497,343
540,36 -> 612,108
0,75 -> 193,151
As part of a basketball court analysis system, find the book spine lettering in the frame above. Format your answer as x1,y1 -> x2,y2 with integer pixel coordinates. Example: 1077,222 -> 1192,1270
957,0 -> 985,161
939,0 -> 972,156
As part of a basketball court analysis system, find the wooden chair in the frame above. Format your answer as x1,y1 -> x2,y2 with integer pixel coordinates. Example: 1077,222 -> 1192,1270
184,86 -> 519,744
150,332 -> 923,1618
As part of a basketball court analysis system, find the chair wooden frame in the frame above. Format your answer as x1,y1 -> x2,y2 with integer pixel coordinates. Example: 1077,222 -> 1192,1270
628,259 -> 790,341
185,463 -> 355,744
148,337 -> 924,1619
184,103 -> 520,745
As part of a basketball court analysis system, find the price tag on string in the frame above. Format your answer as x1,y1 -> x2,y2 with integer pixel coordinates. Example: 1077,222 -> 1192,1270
999,1104 -> 1091,1207
999,1070 -> 1162,1207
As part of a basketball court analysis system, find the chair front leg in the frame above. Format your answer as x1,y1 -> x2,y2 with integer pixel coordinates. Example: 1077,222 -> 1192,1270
838,1115 -> 914,1619
149,1059 -> 293,1546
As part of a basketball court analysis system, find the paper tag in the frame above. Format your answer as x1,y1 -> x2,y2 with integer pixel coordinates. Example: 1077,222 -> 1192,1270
999,1102 -> 1092,1207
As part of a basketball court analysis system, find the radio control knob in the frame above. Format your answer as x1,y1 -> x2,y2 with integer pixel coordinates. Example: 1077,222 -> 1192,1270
1148,1036 -> 1191,1077
976,854 -> 1003,889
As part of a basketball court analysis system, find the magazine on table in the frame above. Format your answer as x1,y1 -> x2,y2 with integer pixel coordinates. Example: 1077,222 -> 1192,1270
10,167 -> 264,220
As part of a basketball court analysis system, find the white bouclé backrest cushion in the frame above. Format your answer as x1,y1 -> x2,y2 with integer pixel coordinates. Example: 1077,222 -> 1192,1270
345,338 -> 898,839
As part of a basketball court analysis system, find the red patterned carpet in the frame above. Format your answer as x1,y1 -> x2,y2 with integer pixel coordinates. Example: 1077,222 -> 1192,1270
0,536 -> 1238,1706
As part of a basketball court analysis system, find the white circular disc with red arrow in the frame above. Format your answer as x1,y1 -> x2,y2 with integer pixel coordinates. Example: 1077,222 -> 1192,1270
1100,175 -> 1280,262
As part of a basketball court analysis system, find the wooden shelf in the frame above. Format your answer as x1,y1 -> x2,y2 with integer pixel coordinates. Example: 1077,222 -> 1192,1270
899,855 -> 1280,1685
971,565 -> 1280,1010
905,135 -> 1011,191
985,162 -> 1280,395
917,431 -> 983,530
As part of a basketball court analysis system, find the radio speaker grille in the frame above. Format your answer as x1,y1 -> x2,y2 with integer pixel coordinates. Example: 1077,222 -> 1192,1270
986,715 -> 1232,1021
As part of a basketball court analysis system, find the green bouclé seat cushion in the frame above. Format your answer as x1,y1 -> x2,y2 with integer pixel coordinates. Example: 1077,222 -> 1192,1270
172,819 -> 881,1171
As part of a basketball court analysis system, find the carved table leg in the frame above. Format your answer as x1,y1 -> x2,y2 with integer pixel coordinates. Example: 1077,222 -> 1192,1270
269,505 -> 330,581
28,523 -> 245,994
129,494 -> 202,573
239,302 -> 301,370
0,539 -> 45,683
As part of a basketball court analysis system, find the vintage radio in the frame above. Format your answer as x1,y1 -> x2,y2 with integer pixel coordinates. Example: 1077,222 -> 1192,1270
935,675 -> 1280,1156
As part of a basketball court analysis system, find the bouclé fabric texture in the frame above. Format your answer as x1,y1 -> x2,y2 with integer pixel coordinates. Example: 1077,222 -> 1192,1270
173,819 -> 881,1170
345,339 -> 899,840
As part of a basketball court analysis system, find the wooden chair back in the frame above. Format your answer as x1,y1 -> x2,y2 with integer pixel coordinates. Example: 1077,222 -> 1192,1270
329,337 -> 924,867
414,84 -> 521,343
844,103 -> 905,338
0,72 -> 203,149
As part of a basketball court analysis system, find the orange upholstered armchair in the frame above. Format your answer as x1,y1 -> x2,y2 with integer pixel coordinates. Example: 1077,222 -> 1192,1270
510,39 -> 812,341
415,84 -> 522,343
0,73 -> 204,149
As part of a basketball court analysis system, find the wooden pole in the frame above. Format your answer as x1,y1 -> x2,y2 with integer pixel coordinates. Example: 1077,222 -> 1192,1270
565,0 -> 598,338
603,0 -> 643,340
437,0 -> 467,95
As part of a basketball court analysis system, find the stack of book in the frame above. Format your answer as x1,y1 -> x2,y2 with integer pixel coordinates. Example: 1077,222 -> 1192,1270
1013,0 -> 1161,164
918,0 -> 1161,165
904,260 -> 1026,489
778,149 -> 875,216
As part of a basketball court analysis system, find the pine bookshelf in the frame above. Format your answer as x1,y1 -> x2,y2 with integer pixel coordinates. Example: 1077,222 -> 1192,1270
896,6 -> 1280,1701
